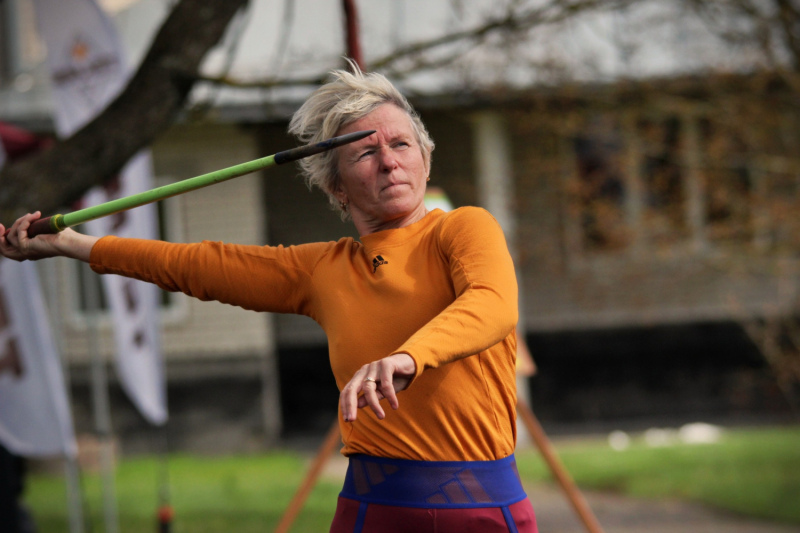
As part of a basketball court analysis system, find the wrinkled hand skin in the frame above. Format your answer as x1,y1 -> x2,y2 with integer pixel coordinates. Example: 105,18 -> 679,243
340,353 -> 417,422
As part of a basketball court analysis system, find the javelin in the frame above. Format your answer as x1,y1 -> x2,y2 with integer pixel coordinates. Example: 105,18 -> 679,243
13,129 -> 375,239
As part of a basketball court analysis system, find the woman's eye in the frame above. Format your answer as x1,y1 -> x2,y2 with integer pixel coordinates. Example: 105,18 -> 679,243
358,150 -> 374,160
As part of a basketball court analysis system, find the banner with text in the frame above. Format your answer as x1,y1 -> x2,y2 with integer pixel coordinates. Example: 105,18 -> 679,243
0,136 -> 77,457
33,0 -> 167,424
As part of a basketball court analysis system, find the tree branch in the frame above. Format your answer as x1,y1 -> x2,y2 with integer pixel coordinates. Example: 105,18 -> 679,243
190,0 -> 636,89
0,0 -> 248,221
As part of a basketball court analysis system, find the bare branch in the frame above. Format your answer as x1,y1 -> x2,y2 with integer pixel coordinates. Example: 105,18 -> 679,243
775,0 -> 800,70
687,0 -> 800,72
188,0 -> 637,90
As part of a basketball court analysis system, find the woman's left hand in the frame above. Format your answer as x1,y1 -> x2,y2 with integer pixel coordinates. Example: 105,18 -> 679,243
340,353 -> 417,422
0,212 -> 97,262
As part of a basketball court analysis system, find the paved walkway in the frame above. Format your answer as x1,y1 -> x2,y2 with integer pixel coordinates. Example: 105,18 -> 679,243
524,482 -> 799,533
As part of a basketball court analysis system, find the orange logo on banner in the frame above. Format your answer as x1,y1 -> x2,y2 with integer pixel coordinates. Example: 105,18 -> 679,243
71,37 -> 90,61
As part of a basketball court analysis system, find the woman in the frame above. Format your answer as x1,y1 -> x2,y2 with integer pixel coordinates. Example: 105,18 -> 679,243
1,65 -> 537,532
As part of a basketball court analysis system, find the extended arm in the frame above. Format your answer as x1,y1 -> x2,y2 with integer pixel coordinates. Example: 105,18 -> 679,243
88,232 -> 329,315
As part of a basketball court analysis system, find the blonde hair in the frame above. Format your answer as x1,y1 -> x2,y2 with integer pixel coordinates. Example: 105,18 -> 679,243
288,61 -> 434,219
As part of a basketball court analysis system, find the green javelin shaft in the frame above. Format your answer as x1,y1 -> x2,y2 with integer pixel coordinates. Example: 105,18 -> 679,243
25,129 -> 374,238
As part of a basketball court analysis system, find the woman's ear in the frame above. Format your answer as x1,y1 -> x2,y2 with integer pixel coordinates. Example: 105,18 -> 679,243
333,187 -> 348,207
423,148 -> 432,176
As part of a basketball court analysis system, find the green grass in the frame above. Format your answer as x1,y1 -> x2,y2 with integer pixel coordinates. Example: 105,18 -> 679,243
22,426 -> 800,532
24,452 -> 342,533
515,425 -> 800,525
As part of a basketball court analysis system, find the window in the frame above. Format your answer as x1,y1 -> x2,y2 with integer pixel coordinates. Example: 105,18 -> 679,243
72,182 -> 185,319
0,0 -> 44,87
760,168 -> 800,252
568,110 -> 768,258
699,118 -> 753,244
0,1 -> 12,84
637,115 -> 688,246
571,116 -> 628,251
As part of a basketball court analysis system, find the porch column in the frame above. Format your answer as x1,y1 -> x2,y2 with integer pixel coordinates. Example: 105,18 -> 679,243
470,110 -> 532,447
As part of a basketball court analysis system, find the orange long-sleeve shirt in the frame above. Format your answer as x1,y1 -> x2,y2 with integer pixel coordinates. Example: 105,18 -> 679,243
90,206 -> 519,461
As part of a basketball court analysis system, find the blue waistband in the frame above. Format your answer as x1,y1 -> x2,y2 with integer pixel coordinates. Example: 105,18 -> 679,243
340,454 -> 527,509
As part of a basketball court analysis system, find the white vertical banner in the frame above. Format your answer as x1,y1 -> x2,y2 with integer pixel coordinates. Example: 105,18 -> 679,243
33,0 -> 167,424
0,256 -> 78,458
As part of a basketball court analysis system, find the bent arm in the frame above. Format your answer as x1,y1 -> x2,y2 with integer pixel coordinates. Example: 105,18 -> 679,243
396,208 -> 518,379
340,208 -> 518,421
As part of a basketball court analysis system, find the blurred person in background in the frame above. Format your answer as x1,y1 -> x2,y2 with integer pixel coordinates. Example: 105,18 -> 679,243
0,443 -> 36,533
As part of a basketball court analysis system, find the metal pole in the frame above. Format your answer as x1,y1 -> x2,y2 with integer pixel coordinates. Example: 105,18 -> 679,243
82,265 -> 118,533
471,110 -> 534,445
63,458 -> 85,533
43,259 -> 86,533
342,0 -> 365,69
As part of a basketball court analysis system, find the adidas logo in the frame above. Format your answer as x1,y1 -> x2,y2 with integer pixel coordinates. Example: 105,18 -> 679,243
372,255 -> 388,273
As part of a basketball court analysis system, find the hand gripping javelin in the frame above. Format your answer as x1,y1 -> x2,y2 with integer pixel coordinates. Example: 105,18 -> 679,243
8,129 -> 375,239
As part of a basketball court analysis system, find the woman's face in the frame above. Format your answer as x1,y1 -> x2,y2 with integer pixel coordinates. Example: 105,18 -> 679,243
335,104 -> 430,235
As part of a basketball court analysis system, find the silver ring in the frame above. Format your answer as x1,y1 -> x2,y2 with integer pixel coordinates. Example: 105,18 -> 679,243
364,377 -> 376,383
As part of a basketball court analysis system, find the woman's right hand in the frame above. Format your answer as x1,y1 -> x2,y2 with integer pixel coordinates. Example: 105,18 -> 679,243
0,212 -> 98,262
340,353 -> 417,422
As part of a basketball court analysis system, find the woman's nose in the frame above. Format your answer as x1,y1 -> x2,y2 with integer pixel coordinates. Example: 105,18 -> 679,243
378,147 -> 397,171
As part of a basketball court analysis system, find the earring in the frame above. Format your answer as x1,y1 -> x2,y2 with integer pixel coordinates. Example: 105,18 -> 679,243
340,201 -> 349,211
426,177 -> 430,182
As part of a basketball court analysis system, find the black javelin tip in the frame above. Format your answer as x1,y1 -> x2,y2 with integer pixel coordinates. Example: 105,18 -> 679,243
273,130 -> 376,165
